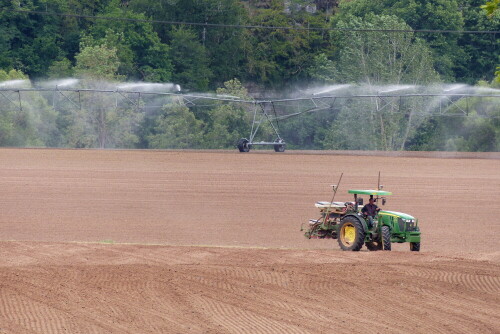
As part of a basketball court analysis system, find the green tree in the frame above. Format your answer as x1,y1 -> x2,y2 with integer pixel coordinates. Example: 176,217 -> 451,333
456,0 -> 500,83
66,37 -> 142,148
202,79 -> 253,148
314,14 -> 440,150
335,0 -> 466,81
148,101 -> 204,149
479,0 -> 500,83
48,58 -> 74,78
325,15 -> 439,85
481,0 -> 500,16
0,69 -> 60,147
86,1 -> 173,81
243,1 -> 333,87
74,35 -> 121,80
0,0 -> 116,78
406,81 -> 500,151
128,0 -> 247,88
0,1 -> 63,77
169,27 -> 212,91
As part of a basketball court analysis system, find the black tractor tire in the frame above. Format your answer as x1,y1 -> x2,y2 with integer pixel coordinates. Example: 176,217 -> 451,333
365,241 -> 383,251
237,138 -> 250,152
381,225 -> 391,251
337,216 -> 366,251
273,144 -> 285,152
410,242 -> 420,252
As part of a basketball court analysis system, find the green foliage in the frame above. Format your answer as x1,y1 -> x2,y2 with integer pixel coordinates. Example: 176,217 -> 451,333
0,69 -> 60,147
0,0 -> 498,151
0,0 -> 117,78
307,53 -> 337,83
312,14 -> 440,151
60,94 -> 143,149
48,58 -> 74,78
86,1 -> 173,81
336,0 -> 467,81
169,28 -> 212,91
477,0 -> 500,83
481,0 -> 500,17
279,110 -> 332,149
216,78 -> 252,100
408,114 -> 499,151
324,14 -> 439,84
243,4 -> 333,87
406,82 -> 500,151
74,34 -> 121,80
148,101 -> 204,149
148,79 -> 255,149
455,0 -> 500,83
0,69 -> 28,81
202,79 -> 253,148
128,0 -> 247,87
202,105 -> 248,148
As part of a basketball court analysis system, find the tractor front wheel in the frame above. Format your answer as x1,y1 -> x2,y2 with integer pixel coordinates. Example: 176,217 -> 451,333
381,225 -> 391,251
338,216 -> 365,251
410,242 -> 420,252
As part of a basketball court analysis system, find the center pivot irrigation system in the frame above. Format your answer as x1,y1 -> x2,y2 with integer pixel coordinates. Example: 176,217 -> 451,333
0,82 -> 499,152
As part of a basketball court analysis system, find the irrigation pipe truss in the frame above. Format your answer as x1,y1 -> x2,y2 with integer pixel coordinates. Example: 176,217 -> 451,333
0,87 -> 499,120
1,87 -> 499,102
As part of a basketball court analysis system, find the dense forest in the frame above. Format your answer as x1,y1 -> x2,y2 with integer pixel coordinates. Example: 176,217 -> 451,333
0,0 -> 499,151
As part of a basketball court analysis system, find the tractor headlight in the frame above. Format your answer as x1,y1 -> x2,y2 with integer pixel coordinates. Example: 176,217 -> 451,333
403,219 -> 415,223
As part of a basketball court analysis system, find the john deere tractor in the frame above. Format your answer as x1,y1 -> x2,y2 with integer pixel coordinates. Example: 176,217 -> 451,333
303,188 -> 421,251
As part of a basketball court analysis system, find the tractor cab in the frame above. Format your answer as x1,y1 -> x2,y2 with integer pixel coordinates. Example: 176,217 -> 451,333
347,189 -> 392,213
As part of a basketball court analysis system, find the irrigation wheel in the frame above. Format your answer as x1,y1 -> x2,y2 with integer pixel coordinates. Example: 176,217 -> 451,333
273,143 -> 285,152
237,138 -> 250,152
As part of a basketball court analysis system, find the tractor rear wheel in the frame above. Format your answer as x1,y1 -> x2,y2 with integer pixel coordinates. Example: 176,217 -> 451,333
410,242 -> 420,252
381,226 -> 391,251
365,241 -> 383,251
338,216 -> 365,251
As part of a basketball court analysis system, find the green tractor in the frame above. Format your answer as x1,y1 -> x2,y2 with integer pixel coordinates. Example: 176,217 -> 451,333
303,188 -> 421,251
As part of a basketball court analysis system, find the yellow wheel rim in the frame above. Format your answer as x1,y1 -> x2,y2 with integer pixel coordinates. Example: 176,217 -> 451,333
341,223 -> 356,245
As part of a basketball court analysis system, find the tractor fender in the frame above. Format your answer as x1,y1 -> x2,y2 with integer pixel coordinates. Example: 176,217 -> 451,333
342,214 -> 368,233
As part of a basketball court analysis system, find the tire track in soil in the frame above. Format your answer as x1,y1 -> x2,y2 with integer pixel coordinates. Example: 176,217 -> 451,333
1,149 -> 499,333
175,263 -> 429,334
394,264 -> 500,294
2,245 -> 500,334
408,286 -> 500,333
170,265 -> 334,333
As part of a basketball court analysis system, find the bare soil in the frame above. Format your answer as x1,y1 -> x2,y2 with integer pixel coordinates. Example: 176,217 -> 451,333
0,148 -> 499,333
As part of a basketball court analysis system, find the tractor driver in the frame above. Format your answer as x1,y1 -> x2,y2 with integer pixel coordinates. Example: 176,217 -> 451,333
362,196 -> 380,228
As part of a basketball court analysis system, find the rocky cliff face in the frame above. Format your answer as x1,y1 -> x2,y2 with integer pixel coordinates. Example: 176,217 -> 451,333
245,0 -> 338,13
313,0 -> 338,12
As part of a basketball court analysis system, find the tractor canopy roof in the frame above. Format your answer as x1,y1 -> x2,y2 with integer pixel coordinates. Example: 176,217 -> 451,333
348,189 -> 392,196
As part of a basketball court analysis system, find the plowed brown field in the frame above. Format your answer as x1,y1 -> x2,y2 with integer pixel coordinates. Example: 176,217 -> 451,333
1,148 -> 499,333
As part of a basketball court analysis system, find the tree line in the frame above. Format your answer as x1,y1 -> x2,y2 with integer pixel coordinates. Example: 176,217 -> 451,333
0,0 -> 499,151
